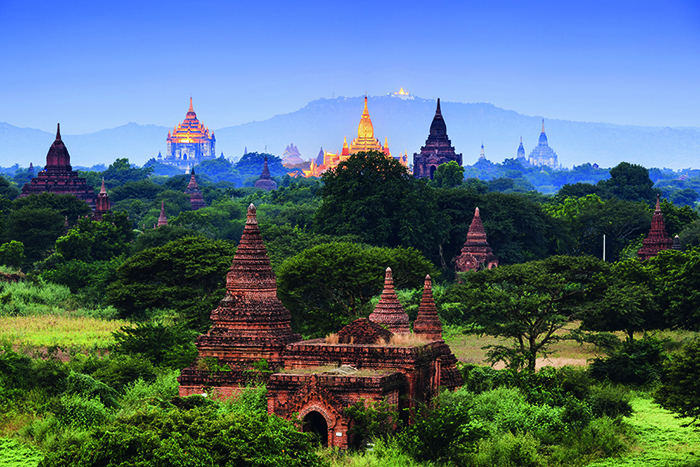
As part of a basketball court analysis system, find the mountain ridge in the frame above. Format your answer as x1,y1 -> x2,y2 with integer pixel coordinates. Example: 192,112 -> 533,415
1,96 -> 698,170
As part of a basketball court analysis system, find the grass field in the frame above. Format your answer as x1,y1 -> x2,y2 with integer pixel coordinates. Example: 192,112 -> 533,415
0,315 -> 130,349
589,395 -> 700,467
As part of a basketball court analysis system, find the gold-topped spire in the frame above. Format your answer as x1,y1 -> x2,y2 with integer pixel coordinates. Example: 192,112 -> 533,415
357,96 -> 374,139
189,96 -> 194,112
542,119 -> 545,133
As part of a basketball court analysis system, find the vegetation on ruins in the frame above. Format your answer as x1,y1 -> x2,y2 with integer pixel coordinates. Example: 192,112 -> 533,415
0,152 -> 699,465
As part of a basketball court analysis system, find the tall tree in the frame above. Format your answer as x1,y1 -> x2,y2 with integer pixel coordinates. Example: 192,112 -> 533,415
314,151 -> 445,254
445,255 -> 607,371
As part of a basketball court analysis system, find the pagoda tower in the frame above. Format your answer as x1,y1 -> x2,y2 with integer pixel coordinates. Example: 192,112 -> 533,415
162,98 -> 216,170
178,204 -> 301,395
348,96 -> 386,154
413,99 -> 463,180
368,267 -> 410,334
184,168 -> 206,210
527,120 -> 560,169
156,201 -> 168,227
20,124 -> 98,209
455,207 -> 499,272
92,179 -> 112,221
254,156 -> 278,191
637,196 -> 673,260
413,275 -> 443,341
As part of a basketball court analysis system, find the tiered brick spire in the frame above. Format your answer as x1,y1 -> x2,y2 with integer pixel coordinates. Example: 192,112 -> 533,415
638,196 -> 673,260
203,203 -> 300,348
184,168 -> 206,210
368,267 -> 410,334
413,275 -> 442,341
455,207 -> 499,272
413,98 -> 463,179
93,178 -> 111,221
156,201 -> 168,227
254,156 -> 278,191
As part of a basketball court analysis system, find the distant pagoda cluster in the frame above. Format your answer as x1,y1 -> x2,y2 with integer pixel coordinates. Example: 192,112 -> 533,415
159,98 -> 216,170
519,120 -> 561,169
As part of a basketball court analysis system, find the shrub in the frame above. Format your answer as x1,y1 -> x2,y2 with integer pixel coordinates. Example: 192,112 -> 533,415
39,406 -> 326,467
344,398 -> 398,447
91,354 -> 157,392
119,370 -> 180,414
589,336 -> 667,385
65,372 -> 119,408
55,394 -> 110,430
111,321 -> 198,369
589,385 -> 633,418
399,388 -> 487,462
655,338 -> 700,425
467,431 -> 544,467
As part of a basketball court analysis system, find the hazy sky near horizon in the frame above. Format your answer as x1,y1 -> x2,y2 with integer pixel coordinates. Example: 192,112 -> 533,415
1,0 -> 699,134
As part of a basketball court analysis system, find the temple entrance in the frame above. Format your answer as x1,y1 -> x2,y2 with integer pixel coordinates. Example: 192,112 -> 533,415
429,165 -> 437,180
302,411 -> 328,447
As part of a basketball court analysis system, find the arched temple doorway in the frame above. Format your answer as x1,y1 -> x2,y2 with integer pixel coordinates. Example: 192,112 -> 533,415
302,411 -> 329,447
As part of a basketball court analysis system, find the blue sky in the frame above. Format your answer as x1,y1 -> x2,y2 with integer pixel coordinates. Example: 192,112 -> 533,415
1,0 -> 698,134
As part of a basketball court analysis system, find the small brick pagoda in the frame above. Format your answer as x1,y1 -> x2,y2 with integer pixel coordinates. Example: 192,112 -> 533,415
455,207 -> 499,272
92,179 -> 112,221
20,124 -> 98,209
156,201 -> 168,227
413,99 -> 463,180
184,168 -> 206,210
178,204 -> 462,448
254,156 -> 278,191
637,195 -> 673,260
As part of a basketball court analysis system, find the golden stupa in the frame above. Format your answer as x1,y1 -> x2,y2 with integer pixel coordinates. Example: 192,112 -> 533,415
304,96 -> 405,177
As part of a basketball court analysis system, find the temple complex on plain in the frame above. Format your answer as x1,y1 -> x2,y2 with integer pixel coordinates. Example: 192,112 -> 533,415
303,97 -> 408,177
178,204 -> 462,448
159,98 -> 216,170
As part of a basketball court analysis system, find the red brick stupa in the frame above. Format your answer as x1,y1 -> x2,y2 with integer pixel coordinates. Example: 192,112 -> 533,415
638,196 -> 673,260
92,179 -> 112,221
254,156 -> 278,191
184,168 -> 206,210
156,201 -> 168,227
413,275 -> 443,341
455,207 -> 499,273
368,267 -> 410,334
20,124 -> 97,209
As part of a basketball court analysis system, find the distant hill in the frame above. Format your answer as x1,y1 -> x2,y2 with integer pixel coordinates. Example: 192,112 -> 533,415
2,96 -> 699,170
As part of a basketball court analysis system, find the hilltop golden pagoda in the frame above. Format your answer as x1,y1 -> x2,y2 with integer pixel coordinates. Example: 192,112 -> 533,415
304,97 -> 405,177
159,98 -> 216,170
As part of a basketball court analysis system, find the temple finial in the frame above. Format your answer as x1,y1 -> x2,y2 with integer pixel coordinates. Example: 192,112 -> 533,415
100,178 -> 106,194
56,123 -> 61,141
542,119 -> 545,133
189,97 -> 193,112
655,194 -> 661,212
436,98 -> 442,115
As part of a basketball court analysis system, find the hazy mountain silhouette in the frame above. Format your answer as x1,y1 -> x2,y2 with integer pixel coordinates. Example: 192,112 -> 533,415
2,96 -> 699,170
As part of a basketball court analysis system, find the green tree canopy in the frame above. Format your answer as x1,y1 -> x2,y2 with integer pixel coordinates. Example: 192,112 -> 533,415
314,151 -> 445,254
598,162 -> 659,204
445,255 -> 607,371
106,236 -> 237,330
276,242 -> 436,336
432,161 -> 464,188
101,158 -> 154,187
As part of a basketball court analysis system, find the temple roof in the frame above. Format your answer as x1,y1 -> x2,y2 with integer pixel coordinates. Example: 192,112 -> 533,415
337,318 -> 392,345
517,137 -> 525,158
206,203 -> 300,345
357,96 -> 374,140
184,168 -> 206,210
413,275 -> 443,340
638,195 -> 673,260
455,207 -> 499,272
349,97 -> 384,154
45,123 -> 72,171
368,267 -> 410,334
168,98 -> 214,144
429,98 -> 448,138
254,156 -> 277,191
157,201 -> 168,227
538,119 -> 548,145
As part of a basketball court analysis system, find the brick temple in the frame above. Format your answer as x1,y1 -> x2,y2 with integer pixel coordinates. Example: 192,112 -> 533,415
254,156 -> 278,191
184,168 -> 206,210
178,204 -> 462,448
413,99 -> 463,180
20,124 -> 98,209
637,195 -> 673,260
455,207 -> 499,272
